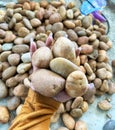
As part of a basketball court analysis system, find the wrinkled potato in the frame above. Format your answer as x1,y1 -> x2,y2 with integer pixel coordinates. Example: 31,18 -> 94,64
65,70 -> 88,97
0,106 -> 10,123
32,46 -> 53,68
31,69 -> 65,97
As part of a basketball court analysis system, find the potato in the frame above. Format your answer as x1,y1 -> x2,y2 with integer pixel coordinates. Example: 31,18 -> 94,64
32,46 -> 53,68
52,37 -> 77,63
50,57 -> 80,78
2,66 -> 17,80
8,53 -> 20,66
16,104 -> 23,115
7,96 -> 20,110
0,80 -> 8,98
62,113 -> 75,130
75,120 -> 87,130
6,77 -> 18,88
0,106 -> 10,123
13,84 -> 29,97
57,127 -> 69,130
70,108 -> 83,118
31,69 -> 65,97
50,111 -> 60,123
65,70 -> 88,97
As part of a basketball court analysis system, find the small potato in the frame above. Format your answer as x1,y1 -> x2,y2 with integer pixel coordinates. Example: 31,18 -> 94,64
57,127 -> 69,130
32,46 -> 53,68
50,112 -> 60,123
13,84 -> 28,97
67,29 -> 78,41
0,51 -> 11,62
16,104 -> 23,115
65,70 -> 88,98
2,66 -> 17,80
6,77 -> 18,88
75,120 -> 87,130
31,69 -> 65,97
0,80 -> 8,98
71,96 -> 83,109
80,44 -> 93,54
57,103 -> 65,114
7,96 -> 20,110
96,68 -> 107,80
62,113 -> 75,130
15,73 -> 29,83
81,101 -> 89,113
49,13 -> 62,24
51,22 -> 63,34
0,106 -> 10,123
98,100 -> 112,111
8,53 -> 20,66
65,99 -> 73,112
70,108 -> 83,118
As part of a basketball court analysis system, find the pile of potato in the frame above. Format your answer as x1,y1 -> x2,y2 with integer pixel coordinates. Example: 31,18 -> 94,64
0,0 -> 115,129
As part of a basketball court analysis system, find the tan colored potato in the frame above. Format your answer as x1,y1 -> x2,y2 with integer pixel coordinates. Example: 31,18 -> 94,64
32,46 -> 53,68
7,96 -> 20,111
6,77 -> 18,88
31,69 -> 65,97
75,120 -> 87,130
65,71 -> 88,97
16,104 -> 23,115
13,84 -> 29,97
52,37 -> 77,63
57,127 -> 69,130
2,66 -> 17,80
0,106 -> 10,123
62,113 -> 75,130
0,80 -> 8,98
50,57 -> 80,78
50,111 -> 60,123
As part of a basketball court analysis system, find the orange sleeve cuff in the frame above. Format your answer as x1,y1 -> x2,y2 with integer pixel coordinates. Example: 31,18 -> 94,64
9,88 -> 60,130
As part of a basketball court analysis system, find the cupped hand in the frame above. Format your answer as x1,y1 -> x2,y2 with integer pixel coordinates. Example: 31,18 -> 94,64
29,37 -> 72,103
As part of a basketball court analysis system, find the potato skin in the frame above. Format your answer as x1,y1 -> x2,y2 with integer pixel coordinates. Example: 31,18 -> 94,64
31,69 -> 65,97
52,37 -> 77,62
32,46 -> 53,68
65,71 -> 88,98
0,106 -> 10,123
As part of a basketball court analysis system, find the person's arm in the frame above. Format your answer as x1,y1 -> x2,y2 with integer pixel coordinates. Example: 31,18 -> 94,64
9,88 -> 60,130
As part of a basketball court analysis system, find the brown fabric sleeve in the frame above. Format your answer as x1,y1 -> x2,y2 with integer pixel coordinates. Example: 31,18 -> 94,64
8,88 -> 60,130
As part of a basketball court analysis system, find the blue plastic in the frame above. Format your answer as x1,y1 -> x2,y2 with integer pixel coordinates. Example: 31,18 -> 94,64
80,0 -> 107,15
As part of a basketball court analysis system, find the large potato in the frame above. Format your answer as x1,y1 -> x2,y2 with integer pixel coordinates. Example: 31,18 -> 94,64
52,37 -> 77,63
32,46 -> 53,68
65,71 -> 88,98
31,69 -> 65,97
50,57 -> 80,78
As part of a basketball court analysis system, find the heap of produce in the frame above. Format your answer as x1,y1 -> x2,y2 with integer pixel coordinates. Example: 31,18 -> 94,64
0,0 -> 114,129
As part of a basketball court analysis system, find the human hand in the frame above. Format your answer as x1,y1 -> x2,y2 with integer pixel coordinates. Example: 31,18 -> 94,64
29,37 -> 72,103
